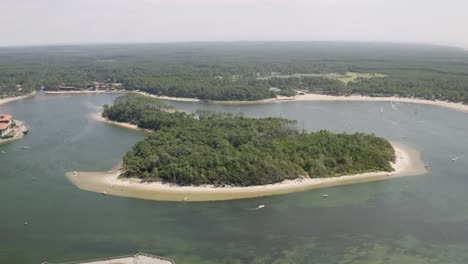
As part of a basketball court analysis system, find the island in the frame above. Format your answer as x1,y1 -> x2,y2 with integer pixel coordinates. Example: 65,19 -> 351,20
67,94 -> 427,201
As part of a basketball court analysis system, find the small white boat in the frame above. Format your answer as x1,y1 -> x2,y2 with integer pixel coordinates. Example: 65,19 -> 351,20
102,191 -> 107,195
257,205 -> 265,209
451,155 -> 464,161
108,170 -> 114,174
23,221 -> 29,225
386,173 -> 392,176
183,197 -> 188,201
322,194 -> 329,198
22,146 -> 30,149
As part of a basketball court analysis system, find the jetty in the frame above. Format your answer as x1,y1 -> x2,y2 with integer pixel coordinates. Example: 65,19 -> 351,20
42,252 -> 176,264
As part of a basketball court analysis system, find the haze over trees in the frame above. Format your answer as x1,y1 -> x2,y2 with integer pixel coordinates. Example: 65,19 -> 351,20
103,94 -> 396,186
1,42 -> 468,103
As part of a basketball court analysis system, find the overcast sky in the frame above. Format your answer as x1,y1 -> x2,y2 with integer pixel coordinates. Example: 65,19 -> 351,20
1,0 -> 467,48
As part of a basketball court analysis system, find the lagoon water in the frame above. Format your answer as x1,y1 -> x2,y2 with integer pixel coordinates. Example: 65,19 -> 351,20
1,93 -> 468,263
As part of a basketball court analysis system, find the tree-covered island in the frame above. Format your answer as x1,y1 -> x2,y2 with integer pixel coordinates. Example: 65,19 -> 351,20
103,94 -> 396,186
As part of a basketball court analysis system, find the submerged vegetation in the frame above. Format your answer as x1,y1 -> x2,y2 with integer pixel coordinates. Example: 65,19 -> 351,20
1,42 -> 468,103
103,95 -> 396,186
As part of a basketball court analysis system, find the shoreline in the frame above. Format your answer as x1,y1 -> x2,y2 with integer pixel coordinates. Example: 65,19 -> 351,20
45,90 -> 468,113
65,142 -> 427,202
90,113 -> 149,132
44,90 -> 129,95
0,91 -> 36,106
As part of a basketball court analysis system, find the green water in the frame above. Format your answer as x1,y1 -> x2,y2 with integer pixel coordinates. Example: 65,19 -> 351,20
1,93 -> 468,263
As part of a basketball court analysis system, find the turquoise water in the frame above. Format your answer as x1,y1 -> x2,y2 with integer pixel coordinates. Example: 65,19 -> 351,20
1,93 -> 468,263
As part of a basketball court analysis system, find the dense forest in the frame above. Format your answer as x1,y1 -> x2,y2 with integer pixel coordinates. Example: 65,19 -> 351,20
1,42 -> 468,103
103,94 -> 396,186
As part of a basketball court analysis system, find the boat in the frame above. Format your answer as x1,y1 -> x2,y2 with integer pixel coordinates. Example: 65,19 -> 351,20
183,197 -> 188,201
451,155 -> 464,161
22,128 -> 29,134
23,221 -> 29,225
257,205 -> 265,209
102,191 -> 107,195
322,194 -> 329,198
1,151 -> 5,154
22,146 -> 30,149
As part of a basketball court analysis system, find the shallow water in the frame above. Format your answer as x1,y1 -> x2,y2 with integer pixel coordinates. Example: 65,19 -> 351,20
1,93 -> 468,263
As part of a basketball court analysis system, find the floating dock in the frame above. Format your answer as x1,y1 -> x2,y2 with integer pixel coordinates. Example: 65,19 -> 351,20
43,252 -> 175,264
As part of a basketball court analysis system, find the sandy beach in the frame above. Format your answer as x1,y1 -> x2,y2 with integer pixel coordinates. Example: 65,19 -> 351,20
150,93 -> 468,112
66,142 -> 427,202
91,113 -> 150,132
0,91 -> 36,106
44,90 -> 129,95
44,90 -> 468,113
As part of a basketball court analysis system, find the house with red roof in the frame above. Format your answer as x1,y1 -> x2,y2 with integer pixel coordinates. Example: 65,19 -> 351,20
0,114 -> 13,137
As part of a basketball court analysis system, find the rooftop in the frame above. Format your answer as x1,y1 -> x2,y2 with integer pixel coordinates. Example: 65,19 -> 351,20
0,123 -> 9,130
0,114 -> 12,122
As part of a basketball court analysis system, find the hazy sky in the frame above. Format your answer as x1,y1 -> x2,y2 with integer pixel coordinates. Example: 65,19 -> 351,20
1,0 -> 467,48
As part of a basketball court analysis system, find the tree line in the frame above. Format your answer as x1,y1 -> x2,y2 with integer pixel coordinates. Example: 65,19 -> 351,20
103,94 -> 396,186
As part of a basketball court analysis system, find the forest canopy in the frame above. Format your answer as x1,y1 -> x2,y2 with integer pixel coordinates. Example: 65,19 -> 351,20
1,42 -> 468,103
103,94 -> 396,186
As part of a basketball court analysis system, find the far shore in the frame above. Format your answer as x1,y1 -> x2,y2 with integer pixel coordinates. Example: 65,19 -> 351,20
146,92 -> 468,112
66,142 -> 427,202
44,90 -> 129,95
45,90 -> 468,113
0,91 -> 36,106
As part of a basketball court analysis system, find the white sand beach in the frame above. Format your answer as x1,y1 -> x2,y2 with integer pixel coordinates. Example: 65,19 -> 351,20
44,90 -> 468,113
91,113 -> 147,132
66,142 -> 427,202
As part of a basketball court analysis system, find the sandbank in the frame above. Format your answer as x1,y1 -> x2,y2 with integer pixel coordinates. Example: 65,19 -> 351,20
66,142 -> 427,202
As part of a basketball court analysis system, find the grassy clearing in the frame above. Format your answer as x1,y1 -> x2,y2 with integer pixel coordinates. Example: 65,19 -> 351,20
291,72 -> 387,84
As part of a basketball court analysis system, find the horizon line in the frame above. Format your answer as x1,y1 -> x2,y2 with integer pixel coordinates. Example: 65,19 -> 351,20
0,40 -> 465,50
